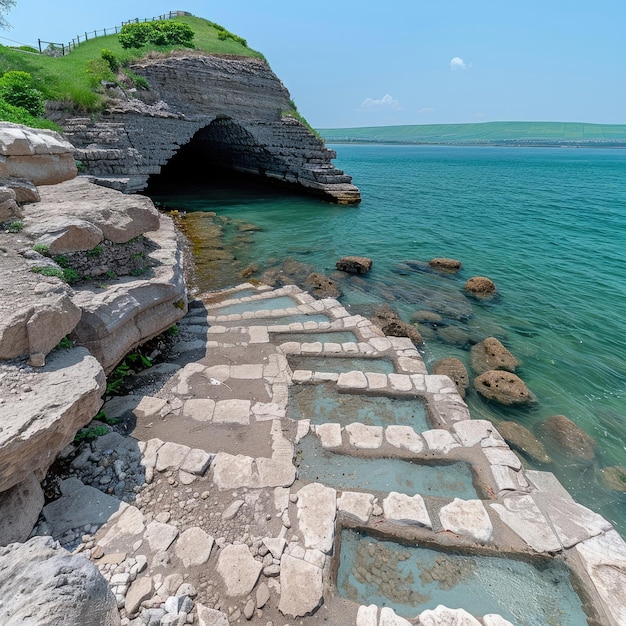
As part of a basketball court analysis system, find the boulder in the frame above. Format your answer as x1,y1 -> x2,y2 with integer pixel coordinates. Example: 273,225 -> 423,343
473,370 -> 533,406
600,466 -> 626,492
336,256 -> 372,274
542,414 -> 596,461
428,257 -> 462,272
304,272 -> 342,298
0,122 -> 77,185
371,304 -> 422,346
0,185 -> 22,221
0,347 -> 105,492
431,357 -> 469,398
1,177 -> 40,203
0,472 -> 44,546
496,421 -> 551,464
0,535 -> 120,626
471,337 -> 520,374
465,276 -> 496,297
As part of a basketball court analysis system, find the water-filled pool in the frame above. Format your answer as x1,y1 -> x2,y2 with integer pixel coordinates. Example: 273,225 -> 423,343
262,314 -> 331,326
274,331 -> 358,344
337,529 -> 589,626
288,384 -> 427,428
295,436 -> 476,499
288,356 -> 395,375
211,296 -> 298,315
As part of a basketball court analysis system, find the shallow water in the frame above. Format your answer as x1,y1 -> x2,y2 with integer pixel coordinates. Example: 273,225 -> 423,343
337,529 -> 589,625
295,435 -> 476,499
152,144 -> 626,535
260,314 -> 330,326
210,295 -> 297,315
288,355 -> 395,375
273,331 -> 357,344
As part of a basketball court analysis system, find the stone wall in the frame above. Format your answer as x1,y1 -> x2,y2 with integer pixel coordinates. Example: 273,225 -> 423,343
60,54 -> 361,203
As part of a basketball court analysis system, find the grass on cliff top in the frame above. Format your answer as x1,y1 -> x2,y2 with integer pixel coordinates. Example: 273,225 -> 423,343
0,15 -> 265,112
318,121 -> 626,145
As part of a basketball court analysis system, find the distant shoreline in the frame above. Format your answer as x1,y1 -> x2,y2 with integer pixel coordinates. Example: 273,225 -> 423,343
321,139 -> 626,148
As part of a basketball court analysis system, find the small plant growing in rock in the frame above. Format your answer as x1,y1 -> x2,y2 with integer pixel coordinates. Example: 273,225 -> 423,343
33,243 -> 49,255
74,424 -> 109,444
62,267 -> 80,283
87,245 -> 102,257
7,220 -> 23,232
165,324 -> 180,336
55,336 -> 74,350
53,254 -> 69,267
31,266 -> 64,279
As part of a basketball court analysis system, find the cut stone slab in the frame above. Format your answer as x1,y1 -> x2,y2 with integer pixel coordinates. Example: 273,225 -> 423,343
213,399 -> 251,425
385,425 -> 424,453
575,530 -> 626,626
144,521 -> 179,553
211,453 -> 295,490
418,605 -> 482,626
345,422 -> 383,449
155,442 -> 190,472
296,482 -> 337,553
96,505 -> 145,549
452,420 -> 504,448
379,607 -> 413,625
316,423 -> 343,448
180,449 -> 213,476
438,498 -> 493,543
483,446 -> 523,470
197,604 -> 229,626
356,604 -> 378,626
175,527 -> 214,567
216,544 -> 262,597
0,472 -> 44,547
338,491 -> 374,524
490,494 -> 561,553
278,554 -> 323,618
125,575 -> 153,616
337,370 -> 368,389
383,492 -> 432,528
183,399 -> 215,421
422,429 -> 460,454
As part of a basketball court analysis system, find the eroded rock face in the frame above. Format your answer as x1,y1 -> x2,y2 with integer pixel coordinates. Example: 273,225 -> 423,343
471,337 -> 520,374
0,472 -> 44,546
0,123 -> 77,185
496,421 -> 551,464
428,257 -> 462,272
0,535 -> 120,626
336,256 -> 373,274
473,370 -> 533,406
465,276 -> 496,297
432,357 -> 469,398
542,414 -> 596,461
304,272 -> 342,298
371,304 -> 423,346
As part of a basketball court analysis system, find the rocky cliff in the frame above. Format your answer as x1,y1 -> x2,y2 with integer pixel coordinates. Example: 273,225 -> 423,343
60,53 -> 361,204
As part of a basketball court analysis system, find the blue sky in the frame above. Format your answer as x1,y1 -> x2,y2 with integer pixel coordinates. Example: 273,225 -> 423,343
3,1 -> 625,128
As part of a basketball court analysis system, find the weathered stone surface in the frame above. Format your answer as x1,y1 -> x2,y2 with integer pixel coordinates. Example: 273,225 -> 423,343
211,453 -> 295,490
356,604 -> 379,626
452,419 -> 504,448
338,491 -> 374,524
542,414 -> 596,461
383,492 -> 431,528
1,177 -> 40,203
428,257 -> 462,272
418,605 -> 482,626
483,446 -> 522,470
345,422 -> 383,449
600,465 -> 626,492
385,425 -> 425,453
370,304 -> 423,346
216,544 -> 262,596
432,357 -> 469,397
0,472 -> 44,546
96,505 -> 145,548
304,272 -> 342,298
144,521 -> 179,553
422,429 -> 460,454
471,337 -> 520,374
575,530 -> 626,626
473,370 -> 533,406
175,527 -> 214,567
0,535 -> 120,626
438,498 -> 493,543
379,607 -> 413,625
316,423 -> 343,448
297,482 -> 337,553
0,347 -> 105,492
336,256 -> 373,274
465,276 -> 496,297
496,421 -> 551,464
482,616 -> 515,626
125,575 -> 153,616
197,603 -> 229,626
0,123 -> 77,185
278,554 -> 323,617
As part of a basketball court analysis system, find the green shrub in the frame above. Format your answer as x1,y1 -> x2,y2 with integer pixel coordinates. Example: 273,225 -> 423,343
85,58 -> 115,88
101,48 -> 119,73
0,98 -> 60,130
7,220 -> 23,232
33,243 -> 49,255
63,267 -> 80,283
118,20 -> 194,49
123,69 -> 149,90
31,266 -> 64,279
0,71 -> 45,117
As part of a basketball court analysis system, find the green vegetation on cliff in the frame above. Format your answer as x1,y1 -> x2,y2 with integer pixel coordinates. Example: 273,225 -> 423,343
0,15 -> 264,117
319,121 -> 626,146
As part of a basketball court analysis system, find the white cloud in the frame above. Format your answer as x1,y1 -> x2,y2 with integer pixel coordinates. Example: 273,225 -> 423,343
359,94 -> 403,111
418,107 -> 435,114
450,56 -> 469,71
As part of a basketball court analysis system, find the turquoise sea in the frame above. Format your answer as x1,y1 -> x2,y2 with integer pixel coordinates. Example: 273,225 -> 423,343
152,144 -> 626,535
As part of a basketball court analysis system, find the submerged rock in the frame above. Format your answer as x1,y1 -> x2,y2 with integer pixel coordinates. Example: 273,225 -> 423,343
304,272 -> 342,298
336,255 -> 372,274
371,304 -> 422,346
465,276 -> 497,297
600,466 -> 626,492
473,370 -> 534,406
428,257 -> 462,273
542,414 -> 596,461
496,421 -> 551,464
471,337 -> 520,374
411,310 -> 444,326
432,357 -> 469,398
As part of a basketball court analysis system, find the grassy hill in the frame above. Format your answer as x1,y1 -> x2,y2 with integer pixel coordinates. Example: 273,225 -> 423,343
318,121 -> 626,147
0,15 -> 264,116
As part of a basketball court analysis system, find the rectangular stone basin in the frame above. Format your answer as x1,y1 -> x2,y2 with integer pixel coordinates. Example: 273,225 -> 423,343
274,331 -> 358,344
212,296 -> 298,315
261,314 -> 330,326
337,529 -> 589,625
288,356 -> 395,375
295,436 -> 477,499
288,384 -> 427,429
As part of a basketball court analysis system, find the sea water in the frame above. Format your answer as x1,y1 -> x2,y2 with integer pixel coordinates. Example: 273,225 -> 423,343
151,144 -> 626,536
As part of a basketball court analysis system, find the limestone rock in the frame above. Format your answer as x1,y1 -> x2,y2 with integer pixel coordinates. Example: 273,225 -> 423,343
278,554 -> 323,617
0,122 -> 77,185
496,421 -> 551,464
0,535 -> 120,626
473,370 -> 533,406
336,256 -> 372,274
438,498 -> 493,543
542,414 -> 596,461
371,304 -> 422,346
418,605 -> 482,625
0,185 -> 21,220
471,337 -> 520,374
304,272 -> 342,298
175,527 -> 214,567
428,257 -> 462,272
0,347 -> 105,492
296,482 -> 337,553
465,276 -> 496,296
125,575 -> 153,616
0,472 -> 44,546
216,544 -> 262,596
197,604 -> 229,626
382,492 -> 431,528
1,177 -> 40,203
432,357 -> 469,398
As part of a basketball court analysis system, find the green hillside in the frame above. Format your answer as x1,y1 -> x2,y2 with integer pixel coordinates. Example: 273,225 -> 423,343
318,121 -> 626,146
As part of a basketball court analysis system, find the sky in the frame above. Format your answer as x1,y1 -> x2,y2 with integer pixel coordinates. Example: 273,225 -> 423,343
2,1 -> 625,128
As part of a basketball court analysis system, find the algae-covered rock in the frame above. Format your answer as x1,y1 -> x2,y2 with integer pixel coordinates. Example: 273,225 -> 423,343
465,276 -> 496,297
471,337 -> 520,374
473,370 -> 533,406
497,421 -> 551,464
542,414 -> 596,461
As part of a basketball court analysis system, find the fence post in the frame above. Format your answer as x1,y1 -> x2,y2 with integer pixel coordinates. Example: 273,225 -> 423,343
38,38 -> 42,53
115,26 -> 118,33
62,43 -> 65,56
85,31 -> 88,40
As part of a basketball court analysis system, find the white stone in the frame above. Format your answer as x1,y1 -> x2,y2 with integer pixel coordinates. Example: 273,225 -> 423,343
183,399 -> 215,422
338,491 -> 374,524
438,498 -> 493,542
383,492 -> 431,528
292,369 -> 312,383
144,521 -> 179,553
155,442 -> 189,472
296,483 -> 337,553
337,370 -> 368,389
216,544 -> 262,597
418,605 -> 482,626
345,422 -> 383,449
368,337 -> 392,352
263,537 -> 287,559
452,420 -> 504,447
422,429 -> 460,454
295,419 -> 310,443
365,372 -> 388,390
379,606 -> 412,625
175,527 -> 214,567
180,448 -> 213,476
356,604 -> 378,626
213,399 -> 251,425
316,423 -> 343,448
388,373 -> 413,391
278,554 -> 323,617
483,615 -> 516,626
396,356 -> 426,373
483,446 -> 522,470
197,604 -> 229,626
385,425 -> 424,453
